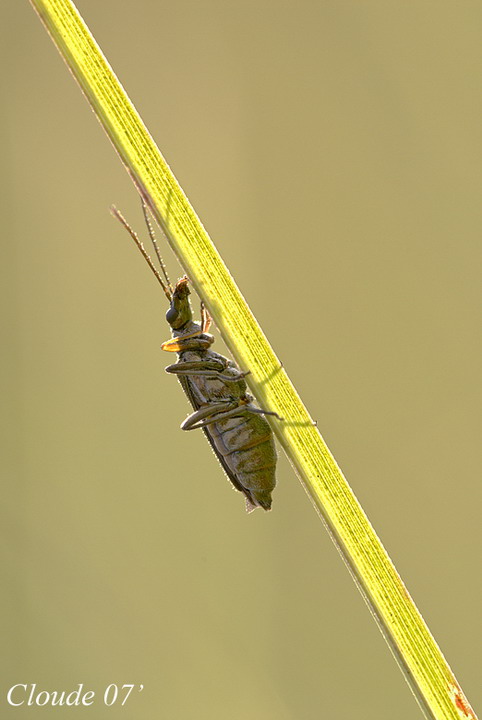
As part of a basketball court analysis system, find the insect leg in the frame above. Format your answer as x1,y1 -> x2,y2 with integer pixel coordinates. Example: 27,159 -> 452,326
165,359 -> 225,374
243,406 -> 284,421
181,401 -> 242,431
165,360 -> 250,384
200,302 -> 212,333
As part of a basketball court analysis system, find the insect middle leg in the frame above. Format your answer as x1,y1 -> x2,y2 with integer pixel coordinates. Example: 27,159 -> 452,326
181,400 -> 281,431
180,401 -> 245,431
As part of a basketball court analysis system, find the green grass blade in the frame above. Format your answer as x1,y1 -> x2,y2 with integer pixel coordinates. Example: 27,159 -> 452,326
29,2 -> 477,719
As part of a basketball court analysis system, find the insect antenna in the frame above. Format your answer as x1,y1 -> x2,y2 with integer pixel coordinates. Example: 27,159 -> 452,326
110,205 -> 172,301
141,199 -> 173,294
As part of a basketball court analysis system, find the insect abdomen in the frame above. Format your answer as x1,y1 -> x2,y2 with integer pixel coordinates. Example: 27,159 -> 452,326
208,413 -> 277,510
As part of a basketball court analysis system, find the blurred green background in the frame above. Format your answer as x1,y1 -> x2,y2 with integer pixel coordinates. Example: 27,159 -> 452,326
2,2 -> 481,718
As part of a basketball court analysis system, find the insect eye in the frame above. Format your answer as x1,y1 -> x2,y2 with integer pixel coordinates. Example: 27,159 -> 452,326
166,306 -> 179,326
166,300 -> 192,330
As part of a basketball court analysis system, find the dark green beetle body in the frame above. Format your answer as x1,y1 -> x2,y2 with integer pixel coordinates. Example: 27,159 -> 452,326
162,277 -> 277,511
112,204 -> 278,511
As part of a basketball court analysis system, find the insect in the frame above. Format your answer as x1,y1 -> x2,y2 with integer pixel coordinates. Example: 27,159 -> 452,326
112,202 -> 279,511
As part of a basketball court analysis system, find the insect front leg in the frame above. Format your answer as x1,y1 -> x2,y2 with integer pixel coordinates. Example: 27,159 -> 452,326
165,360 -> 250,384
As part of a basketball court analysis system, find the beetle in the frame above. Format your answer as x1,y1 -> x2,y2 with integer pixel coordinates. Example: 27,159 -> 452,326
111,202 -> 279,511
